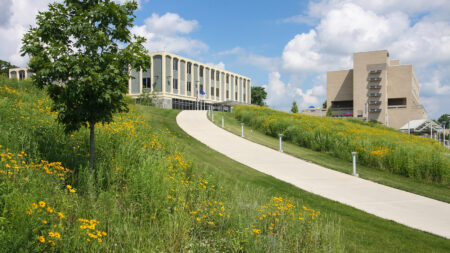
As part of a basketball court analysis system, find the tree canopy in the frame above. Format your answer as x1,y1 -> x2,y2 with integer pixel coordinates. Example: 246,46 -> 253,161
21,0 -> 150,170
437,114 -> 450,128
290,101 -> 298,113
251,86 -> 267,106
0,59 -> 18,76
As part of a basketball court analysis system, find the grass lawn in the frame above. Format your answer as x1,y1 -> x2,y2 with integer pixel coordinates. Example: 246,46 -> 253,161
137,106 -> 450,253
209,110 -> 450,204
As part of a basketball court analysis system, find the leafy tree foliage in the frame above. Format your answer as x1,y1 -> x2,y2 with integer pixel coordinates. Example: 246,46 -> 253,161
437,114 -> 450,128
290,101 -> 298,113
21,0 -> 150,171
251,86 -> 267,106
0,59 -> 18,76
322,100 -> 327,109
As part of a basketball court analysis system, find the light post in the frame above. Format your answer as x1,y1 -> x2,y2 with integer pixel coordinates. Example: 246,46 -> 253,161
352,152 -> 359,177
278,134 -> 283,152
222,116 -> 224,128
212,111 -> 214,121
241,123 -> 244,137
443,122 -> 447,147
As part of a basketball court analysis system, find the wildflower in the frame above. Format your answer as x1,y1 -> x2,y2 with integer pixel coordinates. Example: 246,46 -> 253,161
208,221 -> 215,226
196,217 -> 201,223
39,201 -> 46,207
66,185 -> 72,189
39,236 -> 45,243
58,212 -> 64,219
49,232 -> 54,237
69,188 -> 76,193
42,220 -> 48,224
252,228 -> 261,234
47,207 -> 54,213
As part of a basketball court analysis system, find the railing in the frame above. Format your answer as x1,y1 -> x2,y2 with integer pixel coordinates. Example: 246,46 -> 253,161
369,69 -> 382,74
368,77 -> 382,81
369,100 -> 381,105
369,108 -> 382,112
369,85 -> 382,89
369,93 -> 382,97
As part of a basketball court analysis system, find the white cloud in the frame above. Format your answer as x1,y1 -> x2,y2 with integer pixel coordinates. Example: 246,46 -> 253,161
142,13 -> 199,36
132,12 -> 208,55
0,0 -> 55,66
206,62 -> 225,70
217,47 -> 243,56
263,72 -> 325,111
242,54 -> 280,72
274,0 -> 450,118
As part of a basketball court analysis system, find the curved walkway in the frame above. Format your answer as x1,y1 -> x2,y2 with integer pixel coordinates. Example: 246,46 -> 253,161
177,110 -> 450,239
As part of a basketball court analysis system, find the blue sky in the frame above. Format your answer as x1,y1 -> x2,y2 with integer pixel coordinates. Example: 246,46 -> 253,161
1,0 -> 449,118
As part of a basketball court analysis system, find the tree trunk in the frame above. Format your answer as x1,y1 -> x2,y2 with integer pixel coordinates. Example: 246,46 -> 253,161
89,122 -> 95,173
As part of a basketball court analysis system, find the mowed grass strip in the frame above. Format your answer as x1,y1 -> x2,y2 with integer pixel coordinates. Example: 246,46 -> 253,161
209,110 -> 450,204
138,106 -> 450,252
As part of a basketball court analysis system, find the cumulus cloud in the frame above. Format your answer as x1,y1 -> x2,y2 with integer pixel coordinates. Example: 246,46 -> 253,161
132,12 -> 208,55
217,47 -> 243,56
206,62 -> 225,70
275,0 -> 450,117
263,72 -> 325,110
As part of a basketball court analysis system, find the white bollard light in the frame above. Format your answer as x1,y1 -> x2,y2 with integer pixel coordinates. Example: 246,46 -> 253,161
352,152 -> 359,177
212,111 -> 214,121
241,123 -> 244,137
278,134 -> 283,152
222,116 -> 224,128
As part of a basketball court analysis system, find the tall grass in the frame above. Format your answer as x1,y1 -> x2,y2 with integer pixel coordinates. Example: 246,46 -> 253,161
0,77 -> 341,252
234,105 -> 450,183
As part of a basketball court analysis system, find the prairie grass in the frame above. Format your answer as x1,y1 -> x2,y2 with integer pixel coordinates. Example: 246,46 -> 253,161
233,105 -> 450,184
0,77 -> 339,252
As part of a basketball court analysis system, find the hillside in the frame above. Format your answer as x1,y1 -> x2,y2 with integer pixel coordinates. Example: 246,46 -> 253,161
1,77 -> 449,252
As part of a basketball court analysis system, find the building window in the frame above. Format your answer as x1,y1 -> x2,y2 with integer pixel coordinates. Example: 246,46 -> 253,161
173,78 -> 178,90
235,92 -> 237,100
211,70 -> 214,79
187,63 -> 192,74
244,82 -> 246,89
243,94 -> 246,102
200,66 -> 203,77
200,84 -> 203,92
226,75 -> 229,83
226,90 -> 229,99
216,88 -> 219,97
173,59 -> 178,70
142,77 -> 151,89
216,71 -> 219,81
187,81 -> 191,92
388,98 -> 406,106
211,88 -> 214,96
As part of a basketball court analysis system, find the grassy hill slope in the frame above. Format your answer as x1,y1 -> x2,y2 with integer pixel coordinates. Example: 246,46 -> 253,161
1,77 -> 449,252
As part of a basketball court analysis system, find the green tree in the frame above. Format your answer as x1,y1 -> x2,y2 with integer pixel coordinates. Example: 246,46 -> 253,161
290,101 -> 298,113
0,59 -> 18,76
437,114 -> 450,128
322,100 -> 327,109
251,86 -> 267,106
21,0 -> 150,172
326,107 -> 333,117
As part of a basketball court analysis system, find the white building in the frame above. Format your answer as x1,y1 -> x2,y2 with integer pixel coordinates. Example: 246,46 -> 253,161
8,68 -> 34,80
128,52 -> 252,110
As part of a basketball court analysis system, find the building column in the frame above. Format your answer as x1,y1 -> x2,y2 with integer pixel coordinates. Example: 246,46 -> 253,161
184,61 -> 187,97
139,68 -> 143,94
178,59 -> 181,95
150,56 -> 153,93
128,66 -> 131,94
161,53 -> 166,94
169,57 -> 173,94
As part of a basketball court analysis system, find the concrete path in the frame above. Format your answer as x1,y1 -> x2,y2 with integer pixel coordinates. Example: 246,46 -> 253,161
176,110 -> 450,239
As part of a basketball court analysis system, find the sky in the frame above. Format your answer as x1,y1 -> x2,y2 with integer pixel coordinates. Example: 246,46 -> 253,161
1,0 -> 449,118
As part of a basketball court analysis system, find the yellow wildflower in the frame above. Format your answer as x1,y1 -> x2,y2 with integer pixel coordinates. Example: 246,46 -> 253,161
38,201 -> 46,207
38,236 -> 45,243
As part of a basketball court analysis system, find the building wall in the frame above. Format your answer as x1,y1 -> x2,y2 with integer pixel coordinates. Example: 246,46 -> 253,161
326,70 -> 353,106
